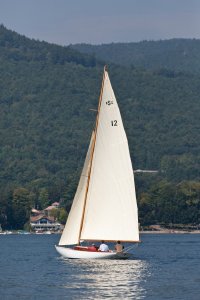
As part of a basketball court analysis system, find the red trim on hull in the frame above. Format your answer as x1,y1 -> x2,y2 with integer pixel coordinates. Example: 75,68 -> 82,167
74,246 -> 99,252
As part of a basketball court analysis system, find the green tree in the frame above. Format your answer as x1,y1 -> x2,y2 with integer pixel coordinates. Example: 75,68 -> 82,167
49,207 -> 68,224
58,208 -> 68,224
12,187 -> 32,229
38,188 -> 49,209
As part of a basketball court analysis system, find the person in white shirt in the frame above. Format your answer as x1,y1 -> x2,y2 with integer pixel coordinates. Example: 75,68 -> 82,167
98,240 -> 109,252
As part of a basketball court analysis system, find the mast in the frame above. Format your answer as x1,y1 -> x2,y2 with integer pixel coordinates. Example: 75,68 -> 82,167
77,66 -> 107,244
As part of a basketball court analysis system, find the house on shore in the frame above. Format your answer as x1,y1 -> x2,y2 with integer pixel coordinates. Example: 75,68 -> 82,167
30,202 -> 63,233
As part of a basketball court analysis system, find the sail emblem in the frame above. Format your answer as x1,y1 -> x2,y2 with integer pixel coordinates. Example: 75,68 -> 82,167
106,100 -> 113,106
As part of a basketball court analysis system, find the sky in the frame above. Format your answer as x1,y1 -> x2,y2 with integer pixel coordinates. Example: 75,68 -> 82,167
0,0 -> 200,45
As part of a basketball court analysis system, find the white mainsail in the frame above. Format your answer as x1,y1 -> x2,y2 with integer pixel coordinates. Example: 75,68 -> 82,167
59,68 -> 139,246
59,133 -> 94,246
80,70 -> 139,242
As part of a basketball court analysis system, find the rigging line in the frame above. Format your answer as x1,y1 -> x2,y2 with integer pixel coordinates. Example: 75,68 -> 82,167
77,66 -> 107,244
123,243 -> 139,253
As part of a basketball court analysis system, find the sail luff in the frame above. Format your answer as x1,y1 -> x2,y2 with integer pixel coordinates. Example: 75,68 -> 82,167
77,66 -> 107,244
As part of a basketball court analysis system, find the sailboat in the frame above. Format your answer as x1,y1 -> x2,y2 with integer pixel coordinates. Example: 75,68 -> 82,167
55,66 -> 140,259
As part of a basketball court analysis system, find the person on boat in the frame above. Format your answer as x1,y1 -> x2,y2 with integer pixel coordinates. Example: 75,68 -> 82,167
115,241 -> 124,253
98,241 -> 109,252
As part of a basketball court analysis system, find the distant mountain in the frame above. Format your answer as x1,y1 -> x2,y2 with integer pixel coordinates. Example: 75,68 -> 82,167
71,39 -> 200,73
0,25 -> 200,228
0,25 -> 200,187
0,25 -> 102,200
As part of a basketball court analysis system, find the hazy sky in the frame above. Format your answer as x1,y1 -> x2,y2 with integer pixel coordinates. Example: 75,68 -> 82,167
0,0 -> 200,45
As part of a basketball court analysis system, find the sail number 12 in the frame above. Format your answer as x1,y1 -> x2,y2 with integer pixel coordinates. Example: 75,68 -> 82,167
111,120 -> 118,126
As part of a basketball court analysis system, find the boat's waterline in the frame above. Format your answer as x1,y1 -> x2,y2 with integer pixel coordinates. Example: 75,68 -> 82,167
55,245 -> 129,259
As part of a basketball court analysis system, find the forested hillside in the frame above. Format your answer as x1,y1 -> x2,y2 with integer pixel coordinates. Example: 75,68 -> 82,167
0,25 -> 200,229
72,39 -> 200,73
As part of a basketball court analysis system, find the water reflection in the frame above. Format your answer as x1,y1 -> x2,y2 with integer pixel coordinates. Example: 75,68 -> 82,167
61,258 -> 149,299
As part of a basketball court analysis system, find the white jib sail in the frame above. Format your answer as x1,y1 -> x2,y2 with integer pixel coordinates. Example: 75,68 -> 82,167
59,133 -> 94,246
80,70 -> 140,242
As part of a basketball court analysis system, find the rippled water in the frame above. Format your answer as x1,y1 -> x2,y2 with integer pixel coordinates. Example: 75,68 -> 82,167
0,234 -> 200,299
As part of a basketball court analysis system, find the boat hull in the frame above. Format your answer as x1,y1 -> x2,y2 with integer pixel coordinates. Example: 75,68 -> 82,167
55,245 -> 128,259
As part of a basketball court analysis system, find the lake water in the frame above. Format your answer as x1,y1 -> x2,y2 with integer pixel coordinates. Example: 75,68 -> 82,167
0,234 -> 200,299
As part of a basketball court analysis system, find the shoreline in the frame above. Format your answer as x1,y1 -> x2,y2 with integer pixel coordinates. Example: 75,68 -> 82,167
140,224 -> 200,234
1,230 -> 200,235
140,230 -> 200,234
